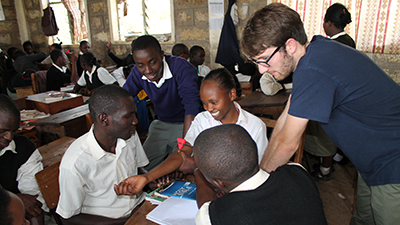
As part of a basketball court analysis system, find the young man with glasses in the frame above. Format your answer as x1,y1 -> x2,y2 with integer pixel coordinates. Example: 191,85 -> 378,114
241,3 -> 400,225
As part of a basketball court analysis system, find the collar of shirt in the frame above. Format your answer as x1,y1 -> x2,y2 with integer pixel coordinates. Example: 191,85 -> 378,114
85,65 -> 98,83
141,58 -> 173,88
87,125 -> 127,160
230,169 -> 270,193
330,31 -> 347,40
79,51 -> 84,55
0,140 -> 17,156
52,63 -> 67,73
235,101 -> 248,124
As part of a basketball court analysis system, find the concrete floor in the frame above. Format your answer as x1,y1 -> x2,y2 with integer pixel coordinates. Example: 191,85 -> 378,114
305,154 -> 357,225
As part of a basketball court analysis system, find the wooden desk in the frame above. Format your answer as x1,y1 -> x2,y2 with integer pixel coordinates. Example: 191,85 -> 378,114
26,92 -> 84,115
124,201 -> 157,225
38,136 -> 76,168
30,104 -> 91,140
239,90 -> 291,119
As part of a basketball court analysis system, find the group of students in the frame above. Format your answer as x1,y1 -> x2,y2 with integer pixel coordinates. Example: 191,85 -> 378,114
2,2 -> 400,225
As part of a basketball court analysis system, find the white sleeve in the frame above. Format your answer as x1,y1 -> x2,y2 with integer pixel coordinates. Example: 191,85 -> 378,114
195,201 -> 212,225
253,123 -> 268,164
77,73 -> 86,86
184,114 -> 205,145
260,73 -> 283,96
111,67 -> 127,87
97,67 -> 117,85
132,132 -> 149,168
56,164 -> 86,219
17,149 -> 48,211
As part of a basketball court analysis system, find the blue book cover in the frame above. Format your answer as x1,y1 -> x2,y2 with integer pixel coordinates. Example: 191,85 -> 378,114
159,181 -> 196,201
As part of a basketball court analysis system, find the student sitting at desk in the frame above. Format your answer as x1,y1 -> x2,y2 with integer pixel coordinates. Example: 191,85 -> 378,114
46,49 -> 78,91
0,94 -> 46,225
73,52 -> 118,95
171,43 -> 189,60
56,85 -> 149,224
193,124 -> 327,225
77,40 -> 91,78
114,68 -> 267,196
106,40 -> 135,67
123,35 -> 202,171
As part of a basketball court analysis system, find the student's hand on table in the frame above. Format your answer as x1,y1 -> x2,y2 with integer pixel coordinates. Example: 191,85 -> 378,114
114,175 -> 148,196
152,171 -> 185,188
178,150 -> 196,174
17,193 -> 43,219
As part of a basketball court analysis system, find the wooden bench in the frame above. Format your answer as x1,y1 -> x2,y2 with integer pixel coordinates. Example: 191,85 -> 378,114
38,136 -> 76,168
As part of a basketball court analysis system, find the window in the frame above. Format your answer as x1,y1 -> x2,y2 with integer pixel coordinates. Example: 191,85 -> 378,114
110,0 -> 172,42
42,0 -> 88,45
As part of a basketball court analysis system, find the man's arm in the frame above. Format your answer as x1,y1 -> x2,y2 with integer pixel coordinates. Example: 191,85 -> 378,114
114,145 -> 193,196
260,96 -> 309,172
61,213 -> 128,225
183,114 -> 195,138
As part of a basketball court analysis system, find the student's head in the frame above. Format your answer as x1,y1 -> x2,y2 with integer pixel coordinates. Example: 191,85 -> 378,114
241,3 -> 305,79
50,43 -> 62,52
172,43 -> 189,60
193,124 -> 259,192
80,52 -> 98,70
0,189 -> 30,225
22,41 -> 34,55
189,45 -> 205,67
50,49 -> 68,67
200,68 -> 236,122
7,47 -> 18,60
0,95 -> 20,150
132,35 -> 164,83
89,85 -> 138,140
79,40 -> 90,53
323,3 -> 352,36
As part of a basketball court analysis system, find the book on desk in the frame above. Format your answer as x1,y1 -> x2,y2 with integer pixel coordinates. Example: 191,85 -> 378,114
146,180 -> 196,205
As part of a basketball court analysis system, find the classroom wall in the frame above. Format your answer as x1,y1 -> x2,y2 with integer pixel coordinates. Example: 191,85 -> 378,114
0,0 -> 398,84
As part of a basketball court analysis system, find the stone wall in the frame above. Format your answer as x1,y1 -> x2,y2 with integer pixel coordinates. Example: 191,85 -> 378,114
0,0 -> 22,51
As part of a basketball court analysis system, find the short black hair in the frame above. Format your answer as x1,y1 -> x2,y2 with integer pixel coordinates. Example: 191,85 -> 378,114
193,124 -> 258,183
89,85 -> 133,121
189,45 -> 204,55
22,41 -> 33,49
79,40 -> 89,48
51,43 -> 62,50
80,52 -> 98,67
324,3 -> 352,30
0,188 -> 13,225
202,68 -> 235,92
7,47 -> 18,58
172,43 -> 188,56
132,35 -> 162,54
50,49 -> 64,63
0,94 -> 20,120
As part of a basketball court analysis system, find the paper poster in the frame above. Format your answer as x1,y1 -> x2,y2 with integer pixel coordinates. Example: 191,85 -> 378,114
0,1 -> 5,21
208,0 -> 224,30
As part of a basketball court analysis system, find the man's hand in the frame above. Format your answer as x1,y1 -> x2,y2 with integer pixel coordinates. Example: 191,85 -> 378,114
16,193 -> 43,219
114,175 -> 148,196
178,150 -> 196,174
152,171 -> 185,188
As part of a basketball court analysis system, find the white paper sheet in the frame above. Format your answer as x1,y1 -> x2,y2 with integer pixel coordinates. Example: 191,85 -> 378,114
146,197 -> 198,225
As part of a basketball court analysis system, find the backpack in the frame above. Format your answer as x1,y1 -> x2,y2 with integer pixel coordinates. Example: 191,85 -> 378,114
41,6 -> 59,36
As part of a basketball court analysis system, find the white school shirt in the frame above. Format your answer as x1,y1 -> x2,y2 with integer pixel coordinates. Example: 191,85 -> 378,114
0,141 -> 47,211
56,126 -> 149,219
77,65 -> 117,86
184,101 -> 268,163
111,67 -> 127,87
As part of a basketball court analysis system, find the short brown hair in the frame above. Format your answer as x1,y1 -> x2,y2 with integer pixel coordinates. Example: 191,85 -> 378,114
241,3 -> 307,57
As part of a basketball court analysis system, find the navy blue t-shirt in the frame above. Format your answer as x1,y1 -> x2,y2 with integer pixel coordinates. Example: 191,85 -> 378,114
289,35 -> 400,186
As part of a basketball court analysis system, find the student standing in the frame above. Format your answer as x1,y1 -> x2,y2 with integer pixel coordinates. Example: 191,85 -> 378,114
123,35 -> 201,171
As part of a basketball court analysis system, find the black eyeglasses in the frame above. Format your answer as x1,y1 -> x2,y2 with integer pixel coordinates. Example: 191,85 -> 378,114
250,46 -> 281,67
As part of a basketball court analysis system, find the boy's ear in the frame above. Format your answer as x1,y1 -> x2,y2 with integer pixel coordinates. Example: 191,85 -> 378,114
98,113 -> 109,126
211,179 -> 225,191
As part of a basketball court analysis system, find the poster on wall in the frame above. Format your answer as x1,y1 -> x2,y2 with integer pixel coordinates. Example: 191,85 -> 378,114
208,0 -> 224,30
0,1 -> 5,21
